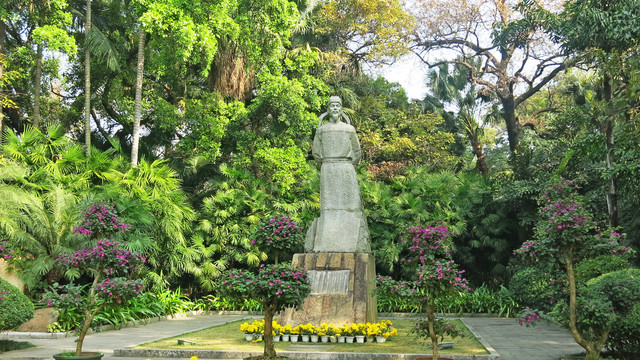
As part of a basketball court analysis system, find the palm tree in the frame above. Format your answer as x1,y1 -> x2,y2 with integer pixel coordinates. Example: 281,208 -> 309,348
130,27 -> 145,167
101,159 -> 197,290
424,62 -> 489,175
83,0 -> 92,156
0,164 -> 80,292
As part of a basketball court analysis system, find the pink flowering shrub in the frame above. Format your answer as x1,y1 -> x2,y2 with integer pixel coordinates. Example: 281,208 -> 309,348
512,179 -> 638,359
217,263 -> 311,359
73,203 -> 130,238
0,240 -> 16,260
251,215 -> 304,263
378,224 -> 469,360
41,240 -> 145,356
519,307 -> 542,327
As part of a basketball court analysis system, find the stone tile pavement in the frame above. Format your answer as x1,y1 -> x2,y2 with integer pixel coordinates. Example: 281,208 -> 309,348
1,315 -> 585,360
462,317 -> 584,360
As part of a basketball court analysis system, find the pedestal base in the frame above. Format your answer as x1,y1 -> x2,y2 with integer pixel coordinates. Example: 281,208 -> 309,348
279,252 -> 377,326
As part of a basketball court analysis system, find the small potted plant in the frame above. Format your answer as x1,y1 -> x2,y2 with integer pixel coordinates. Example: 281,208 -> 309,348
42,240 -> 145,359
354,323 -> 366,343
343,324 -> 355,343
281,324 -> 292,342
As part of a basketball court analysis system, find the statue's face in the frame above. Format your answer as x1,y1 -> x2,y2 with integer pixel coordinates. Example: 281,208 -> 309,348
329,101 -> 342,118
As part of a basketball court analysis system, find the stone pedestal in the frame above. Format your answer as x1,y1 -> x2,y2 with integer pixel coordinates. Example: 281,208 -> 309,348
279,252 -> 377,326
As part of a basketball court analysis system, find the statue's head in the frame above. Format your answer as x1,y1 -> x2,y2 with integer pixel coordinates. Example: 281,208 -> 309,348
318,95 -> 351,126
328,96 -> 342,106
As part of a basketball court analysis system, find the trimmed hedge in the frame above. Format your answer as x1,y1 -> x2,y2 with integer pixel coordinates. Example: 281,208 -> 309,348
0,279 -> 34,330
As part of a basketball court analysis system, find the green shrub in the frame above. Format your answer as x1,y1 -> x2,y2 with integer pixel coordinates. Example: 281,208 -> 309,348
576,255 -> 630,284
508,267 -> 558,311
606,302 -> 640,360
0,279 -> 34,330
586,268 -> 640,314
377,279 -> 520,317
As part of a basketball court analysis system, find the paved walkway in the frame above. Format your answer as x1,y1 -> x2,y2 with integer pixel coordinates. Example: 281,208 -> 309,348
1,315 -> 584,360
462,318 -> 583,360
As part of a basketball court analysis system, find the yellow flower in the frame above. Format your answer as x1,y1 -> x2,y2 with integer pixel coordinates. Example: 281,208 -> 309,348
190,357 -> 199,360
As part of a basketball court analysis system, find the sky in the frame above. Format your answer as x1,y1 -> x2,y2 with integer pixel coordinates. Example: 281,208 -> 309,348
373,54 -> 430,101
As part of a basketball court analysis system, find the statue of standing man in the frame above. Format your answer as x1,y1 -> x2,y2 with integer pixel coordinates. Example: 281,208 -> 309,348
305,96 -> 371,253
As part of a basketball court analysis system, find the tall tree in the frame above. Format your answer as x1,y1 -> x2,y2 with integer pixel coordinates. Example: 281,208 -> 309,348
29,0 -> 75,129
411,0 -> 569,153
522,0 -> 640,227
83,0 -> 92,156
309,0 -> 414,66
130,27 -> 144,167
424,62 -> 489,175
0,16 -> 6,144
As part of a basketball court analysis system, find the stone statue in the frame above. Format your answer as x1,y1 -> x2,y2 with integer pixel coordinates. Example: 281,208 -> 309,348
305,96 -> 371,253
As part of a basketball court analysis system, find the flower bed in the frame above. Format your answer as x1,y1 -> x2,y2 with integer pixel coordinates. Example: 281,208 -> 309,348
238,319 -> 398,343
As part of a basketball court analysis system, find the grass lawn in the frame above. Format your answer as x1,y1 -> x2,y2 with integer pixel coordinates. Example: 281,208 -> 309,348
136,318 -> 488,355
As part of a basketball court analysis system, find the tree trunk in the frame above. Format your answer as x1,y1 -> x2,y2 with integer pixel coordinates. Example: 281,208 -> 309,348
262,304 -> 277,359
131,28 -> 145,167
207,39 -> 254,102
564,253 -> 605,359
426,302 -> 439,360
464,118 -> 488,175
0,19 -> 6,146
500,95 -> 519,154
76,273 -> 102,356
602,72 -> 619,228
33,42 -> 43,129
84,0 -> 92,156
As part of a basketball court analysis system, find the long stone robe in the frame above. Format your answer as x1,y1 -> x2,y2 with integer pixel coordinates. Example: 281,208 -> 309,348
305,121 -> 370,253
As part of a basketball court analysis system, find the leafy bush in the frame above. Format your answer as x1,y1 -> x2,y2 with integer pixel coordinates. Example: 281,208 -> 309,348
0,279 -> 34,330
0,340 -> 35,354
508,267 -> 560,312
377,280 -> 520,317
196,295 -> 262,312
575,254 -> 631,284
606,302 -> 640,360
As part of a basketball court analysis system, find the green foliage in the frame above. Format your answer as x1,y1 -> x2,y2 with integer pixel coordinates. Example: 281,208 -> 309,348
606,302 -> 640,360
313,0 -> 413,65
555,0 -> 640,53
197,295 -> 262,312
101,159 -> 196,290
586,269 -> 640,316
0,340 -> 35,354
177,95 -> 246,162
377,280 -> 520,317
254,140 -> 310,193
363,169 -> 518,286
508,267 -> 560,313
575,255 -> 631,284
0,279 -> 34,331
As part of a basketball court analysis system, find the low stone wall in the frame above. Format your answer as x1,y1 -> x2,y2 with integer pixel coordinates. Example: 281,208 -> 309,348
114,348 -> 498,360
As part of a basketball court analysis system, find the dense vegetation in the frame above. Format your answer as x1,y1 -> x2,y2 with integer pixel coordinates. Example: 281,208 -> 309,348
1,0 -> 640,358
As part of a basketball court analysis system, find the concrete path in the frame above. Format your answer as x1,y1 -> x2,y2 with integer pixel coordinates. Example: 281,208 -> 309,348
1,315 -> 585,360
1,314 -> 250,360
